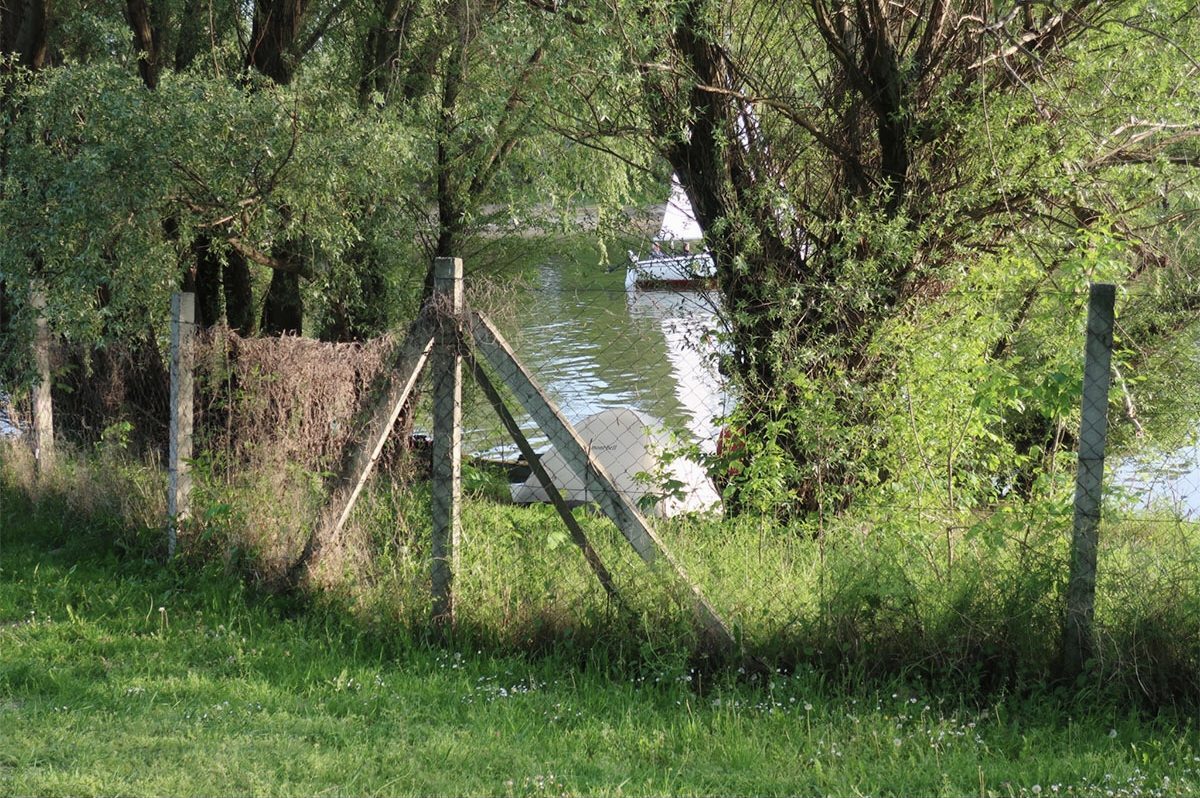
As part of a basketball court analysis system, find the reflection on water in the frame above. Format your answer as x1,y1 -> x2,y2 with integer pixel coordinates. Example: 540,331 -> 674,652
628,289 -> 729,452
1110,341 -> 1200,521
468,258 -> 731,459
1112,434 -> 1200,520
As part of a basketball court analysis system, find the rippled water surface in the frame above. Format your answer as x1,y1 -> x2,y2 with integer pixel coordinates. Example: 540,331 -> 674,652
467,256 -> 731,459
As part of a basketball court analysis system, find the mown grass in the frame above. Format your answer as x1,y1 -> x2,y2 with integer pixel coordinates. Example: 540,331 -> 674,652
3,483 -> 1199,797
3,435 -> 1198,698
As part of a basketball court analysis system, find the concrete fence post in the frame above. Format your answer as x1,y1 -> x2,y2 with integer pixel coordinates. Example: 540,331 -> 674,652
430,258 -> 463,628
1063,282 -> 1116,677
168,292 -> 195,559
30,289 -> 54,474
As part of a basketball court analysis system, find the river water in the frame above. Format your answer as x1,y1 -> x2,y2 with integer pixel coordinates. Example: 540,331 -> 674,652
468,255 -> 731,460
1112,436 -> 1200,520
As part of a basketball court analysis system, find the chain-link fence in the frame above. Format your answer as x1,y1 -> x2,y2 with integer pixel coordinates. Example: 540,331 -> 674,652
5,275 -> 1196,691
465,278 -> 1192,685
472,283 -> 1197,506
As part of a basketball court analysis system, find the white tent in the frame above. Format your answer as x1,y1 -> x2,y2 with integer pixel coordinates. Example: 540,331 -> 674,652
509,408 -> 721,518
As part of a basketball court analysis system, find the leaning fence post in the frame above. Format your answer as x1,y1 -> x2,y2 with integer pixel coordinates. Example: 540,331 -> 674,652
430,258 -> 463,627
1062,282 -> 1116,677
30,289 -> 54,474
168,292 -> 195,559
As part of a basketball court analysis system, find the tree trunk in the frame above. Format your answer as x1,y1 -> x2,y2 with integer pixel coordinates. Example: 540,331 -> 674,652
245,0 -> 308,84
125,0 -> 163,89
223,251 -> 256,335
318,241 -> 388,342
175,0 -> 205,71
244,0 -> 310,334
425,6 -> 468,296
192,238 -> 224,328
637,0 -> 924,514
358,0 -> 420,108
260,268 -> 303,335
1,0 -> 50,72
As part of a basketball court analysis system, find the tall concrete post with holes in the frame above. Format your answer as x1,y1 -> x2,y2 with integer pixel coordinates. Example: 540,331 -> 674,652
1063,282 -> 1115,677
30,289 -> 54,474
430,257 -> 463,627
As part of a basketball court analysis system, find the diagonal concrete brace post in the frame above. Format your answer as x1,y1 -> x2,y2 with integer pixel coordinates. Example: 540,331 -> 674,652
467,310 -> 736,655
464,348 -> 623,606
286,310 -> 437,587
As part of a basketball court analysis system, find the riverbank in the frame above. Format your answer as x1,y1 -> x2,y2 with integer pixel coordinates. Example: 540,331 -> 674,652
2,496 -> 1197,796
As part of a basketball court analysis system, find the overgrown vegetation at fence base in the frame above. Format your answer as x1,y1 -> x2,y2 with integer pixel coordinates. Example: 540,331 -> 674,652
3,482 -> 1199,797
6,438 -> 1197,710
5,264 -> 1197,704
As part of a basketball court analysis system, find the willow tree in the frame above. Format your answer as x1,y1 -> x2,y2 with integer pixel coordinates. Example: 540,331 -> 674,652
0,0 -> 411,374
595,0 -> 1200,513
350,0 -> 648,294
0,0 -> 645,445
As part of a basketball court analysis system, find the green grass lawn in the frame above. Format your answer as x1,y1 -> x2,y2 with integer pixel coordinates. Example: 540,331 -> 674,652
2,501 -> 1198,797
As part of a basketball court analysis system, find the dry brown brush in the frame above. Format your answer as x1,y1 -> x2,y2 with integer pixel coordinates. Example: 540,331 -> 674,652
193,326 -> 399,473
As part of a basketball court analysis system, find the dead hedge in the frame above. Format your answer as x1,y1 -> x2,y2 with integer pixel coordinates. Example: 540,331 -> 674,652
194,327 -> 402,474
36,325 -> 415,480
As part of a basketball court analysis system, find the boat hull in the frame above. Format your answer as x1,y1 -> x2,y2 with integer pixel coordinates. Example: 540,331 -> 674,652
625,253 -> 716,290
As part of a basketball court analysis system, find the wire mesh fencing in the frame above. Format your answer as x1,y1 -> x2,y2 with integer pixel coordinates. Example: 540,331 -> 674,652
465,282 -> 1123,517
444,278 -> 1199,675
4,273 -> 1194,685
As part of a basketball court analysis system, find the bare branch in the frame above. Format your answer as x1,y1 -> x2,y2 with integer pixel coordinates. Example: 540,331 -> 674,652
1087,124 -> 1200,170
296,0 -> 355,59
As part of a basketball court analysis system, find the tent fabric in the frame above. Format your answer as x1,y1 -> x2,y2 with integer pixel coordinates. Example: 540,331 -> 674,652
509,408 -> 721,518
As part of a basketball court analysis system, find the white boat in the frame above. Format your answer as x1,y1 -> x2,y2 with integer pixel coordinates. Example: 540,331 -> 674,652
509,408 -> 721,518
626,175 -> 716,290
625,251 -> 716,291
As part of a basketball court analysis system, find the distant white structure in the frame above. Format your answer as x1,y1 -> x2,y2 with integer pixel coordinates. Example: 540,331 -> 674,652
626,175 -> 716,291
659,174 -> 705,242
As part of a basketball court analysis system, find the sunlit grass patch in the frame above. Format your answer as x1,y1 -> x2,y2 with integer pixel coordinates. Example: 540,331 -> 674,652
2,492 -> 1198,796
